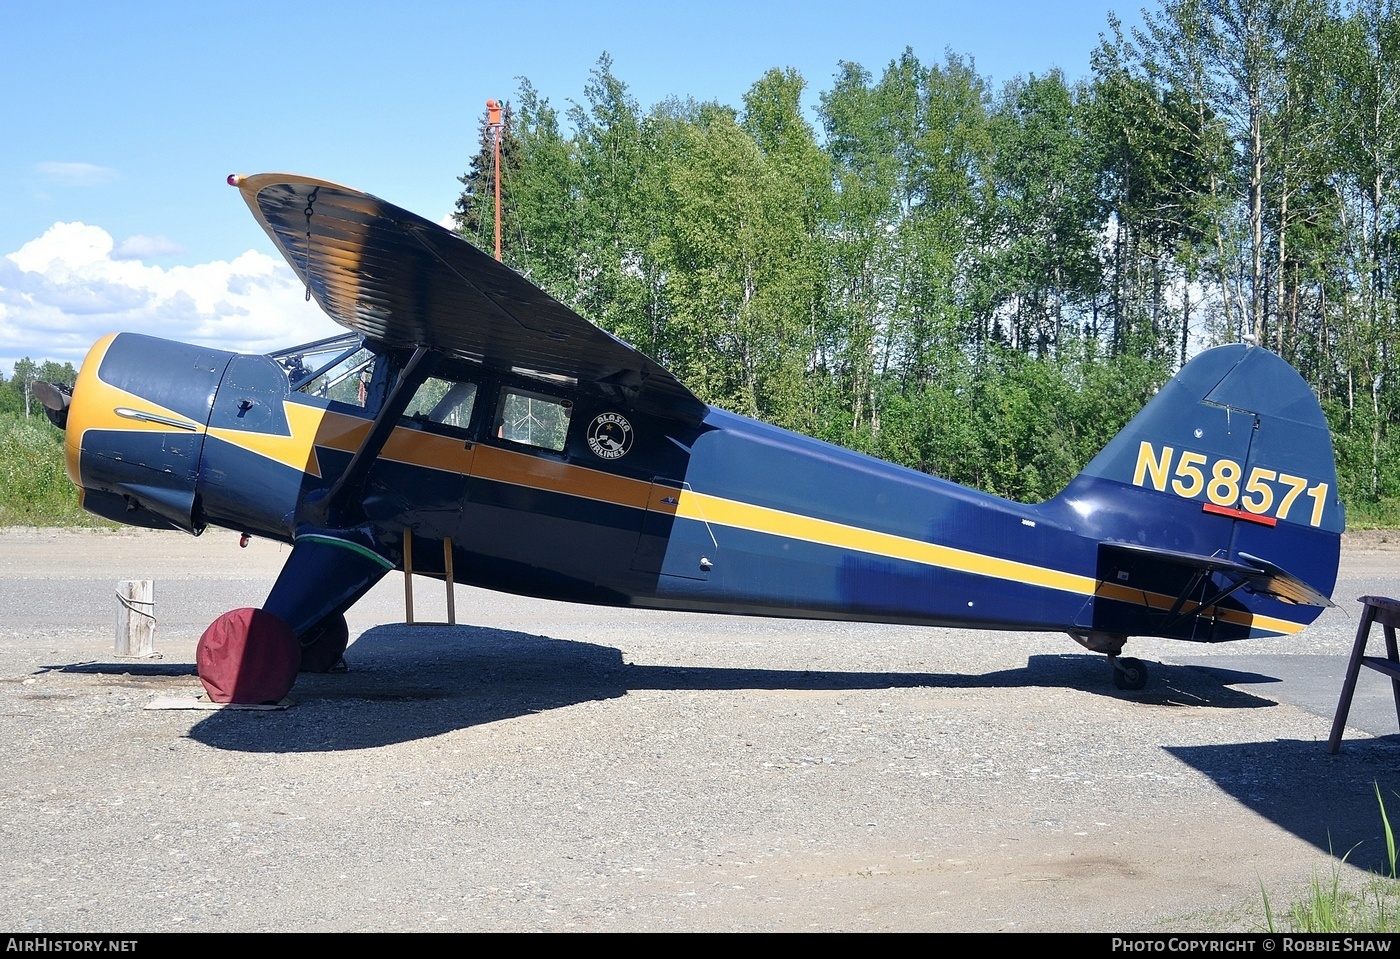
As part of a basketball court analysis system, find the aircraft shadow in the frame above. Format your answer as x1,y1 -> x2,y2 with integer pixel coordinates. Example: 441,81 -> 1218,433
176,623 -> 1277,753
1165,737 -> 1400,871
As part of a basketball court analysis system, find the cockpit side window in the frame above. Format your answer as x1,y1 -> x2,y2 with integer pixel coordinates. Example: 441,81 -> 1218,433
404,377 -> 478,430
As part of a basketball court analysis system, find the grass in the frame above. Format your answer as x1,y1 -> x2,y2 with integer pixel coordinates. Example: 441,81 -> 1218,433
1345,497 -> 1400,530
0,412 -> 102,526
1263,785 -> 1400,933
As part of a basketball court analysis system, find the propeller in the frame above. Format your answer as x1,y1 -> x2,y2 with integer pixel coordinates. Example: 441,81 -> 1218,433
31,381 -> 72,430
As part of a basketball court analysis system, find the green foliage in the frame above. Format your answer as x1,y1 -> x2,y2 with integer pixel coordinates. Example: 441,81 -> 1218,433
859,345 -> 1171,500
1344,498 -> 1400,530
0,360 -> 93,526
0,373 -> 21,416
0,413 -> 99,527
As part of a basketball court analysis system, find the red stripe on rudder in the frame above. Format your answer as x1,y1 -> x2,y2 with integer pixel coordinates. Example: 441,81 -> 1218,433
1202,502 -> 1278,526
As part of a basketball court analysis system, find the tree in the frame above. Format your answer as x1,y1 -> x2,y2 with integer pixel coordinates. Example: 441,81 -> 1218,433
739,68 -> 832,431
11,359 -> 37,419
0,370 -> 18,416
496,79 -> 587,301
979,71 -> 1103,356
564,54 -> 655,347
821,49 -> 975,439
1326,0 -> 1400,498
1088,22 -> 1221,362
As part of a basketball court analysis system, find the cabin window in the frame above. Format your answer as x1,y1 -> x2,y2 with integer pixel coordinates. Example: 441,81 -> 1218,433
497,388 -> 571,452
405,377 -> 477,429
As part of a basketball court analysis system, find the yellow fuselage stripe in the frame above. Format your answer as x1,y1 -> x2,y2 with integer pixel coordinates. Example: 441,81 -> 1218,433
678,490 -> 1096,594
670,490 -> 1304,637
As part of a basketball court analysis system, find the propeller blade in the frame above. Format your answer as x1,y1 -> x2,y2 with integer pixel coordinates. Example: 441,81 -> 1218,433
31,381 -> 71,430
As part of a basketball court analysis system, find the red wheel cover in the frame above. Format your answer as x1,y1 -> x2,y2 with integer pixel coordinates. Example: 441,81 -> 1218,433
196,608 -> 300,704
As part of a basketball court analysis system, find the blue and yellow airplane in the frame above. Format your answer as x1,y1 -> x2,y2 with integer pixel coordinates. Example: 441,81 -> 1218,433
35,174 -> 1343,703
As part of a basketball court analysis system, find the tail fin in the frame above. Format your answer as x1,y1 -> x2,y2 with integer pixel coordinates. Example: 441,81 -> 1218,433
1045,344 -> 1342,642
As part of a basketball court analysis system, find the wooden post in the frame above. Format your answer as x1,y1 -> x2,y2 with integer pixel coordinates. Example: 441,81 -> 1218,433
115,579 -> 155,657
444,536 -> 456,625
403,528 -> 414,625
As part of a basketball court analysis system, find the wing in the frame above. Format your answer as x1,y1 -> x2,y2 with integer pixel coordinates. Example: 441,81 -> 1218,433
232,173 -> 707,423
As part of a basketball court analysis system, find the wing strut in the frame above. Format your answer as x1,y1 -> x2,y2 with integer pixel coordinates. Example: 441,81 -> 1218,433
309,345 -> 437,527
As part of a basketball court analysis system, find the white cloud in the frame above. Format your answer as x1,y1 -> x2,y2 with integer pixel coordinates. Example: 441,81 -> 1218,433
34,162 -> 120,187
0,222 -> 341,376
112,234 -> 185,260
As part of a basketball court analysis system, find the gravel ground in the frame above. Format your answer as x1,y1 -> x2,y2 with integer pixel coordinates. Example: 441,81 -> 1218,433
1,527 -> 1398,932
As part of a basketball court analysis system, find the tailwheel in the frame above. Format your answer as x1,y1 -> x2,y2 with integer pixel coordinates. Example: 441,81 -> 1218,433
196,607 -> 301,704
299,612 -> 350,673
1111,655 -> 1148,691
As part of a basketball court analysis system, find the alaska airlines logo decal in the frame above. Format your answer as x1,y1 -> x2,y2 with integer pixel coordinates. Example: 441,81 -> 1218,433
1132,441 -> 1329,527
587,413 -> 633,460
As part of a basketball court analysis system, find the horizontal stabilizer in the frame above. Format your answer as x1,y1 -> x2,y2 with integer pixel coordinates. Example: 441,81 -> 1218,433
1102,542 -> 1335,612
1234,551 -> 1337,609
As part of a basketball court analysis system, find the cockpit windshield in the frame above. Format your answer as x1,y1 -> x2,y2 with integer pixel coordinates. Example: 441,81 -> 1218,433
269,333 -> 373,407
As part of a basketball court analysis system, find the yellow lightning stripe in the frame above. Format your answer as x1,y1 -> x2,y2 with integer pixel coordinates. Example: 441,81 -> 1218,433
209,405 -> 478,479
676,490 -> 1098,596
207,396 -> 650,506
195,391 -> 1309,640
202,404 -> 478,480
206,402 -> 354,478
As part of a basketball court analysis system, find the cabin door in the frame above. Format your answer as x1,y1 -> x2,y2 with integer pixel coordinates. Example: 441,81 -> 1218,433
631,479 -> 717,581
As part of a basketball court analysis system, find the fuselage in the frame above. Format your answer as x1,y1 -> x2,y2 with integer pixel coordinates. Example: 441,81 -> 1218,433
64,331 -> 1333,644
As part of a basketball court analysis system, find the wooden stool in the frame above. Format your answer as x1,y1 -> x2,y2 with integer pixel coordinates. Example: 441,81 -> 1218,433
1327,596 -> 1400,753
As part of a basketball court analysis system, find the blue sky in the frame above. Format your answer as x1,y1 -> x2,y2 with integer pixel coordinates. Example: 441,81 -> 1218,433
1,0 -> 1141,374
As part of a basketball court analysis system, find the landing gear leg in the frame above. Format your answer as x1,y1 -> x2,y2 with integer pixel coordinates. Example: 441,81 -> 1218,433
1070,630 -> 1149,691
1110,655 -> 1148,691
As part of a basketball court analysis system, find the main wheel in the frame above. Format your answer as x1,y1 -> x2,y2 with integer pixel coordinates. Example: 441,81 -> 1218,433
299,612 -> 350,673
1112,656 -> 1148,691
197,608 -> 300,704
